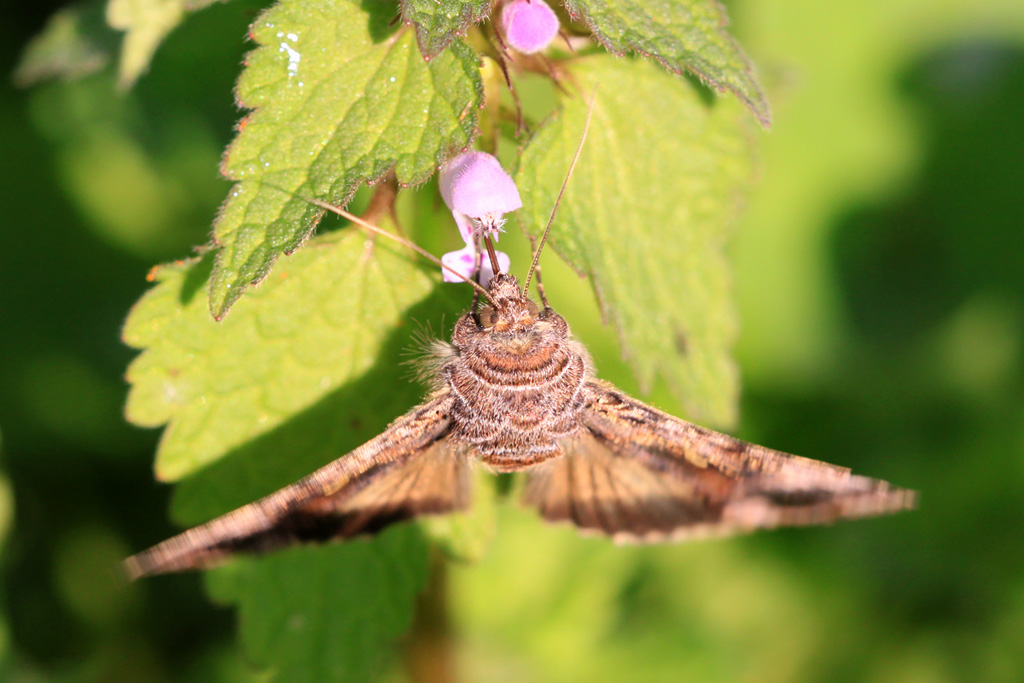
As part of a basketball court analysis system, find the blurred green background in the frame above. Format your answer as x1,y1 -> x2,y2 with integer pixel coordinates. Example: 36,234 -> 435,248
2,0 -> 1024,681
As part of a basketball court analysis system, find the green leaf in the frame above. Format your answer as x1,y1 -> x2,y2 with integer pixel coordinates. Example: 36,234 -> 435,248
124,204 -> 465,680
400,0 -> 491,58
123,223 -> 456,482
125,214 -> 459,680
13,2 -> 117,86
210,0 -> 482,319
515,56 -> 755,426
564,0 -> 771,126
204,527 -> 429,683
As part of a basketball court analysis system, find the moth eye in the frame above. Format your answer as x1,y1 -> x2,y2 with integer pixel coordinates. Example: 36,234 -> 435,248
525,300 -> 539,317
479,306 -> 498,328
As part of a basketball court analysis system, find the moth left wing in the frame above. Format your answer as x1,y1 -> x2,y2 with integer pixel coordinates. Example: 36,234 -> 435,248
125,394 -> 466,578
522,431 -> 731,538
523,382 -> 915,541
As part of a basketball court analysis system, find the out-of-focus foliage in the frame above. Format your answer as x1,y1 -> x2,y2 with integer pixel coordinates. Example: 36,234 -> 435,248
0,440 -> 13,677
2,0 -> 1024,682
12,2 -> 116,85
107,0 -> 225,87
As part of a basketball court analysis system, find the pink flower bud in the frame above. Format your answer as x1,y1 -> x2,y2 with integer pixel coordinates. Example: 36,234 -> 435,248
501,0 -> 560,55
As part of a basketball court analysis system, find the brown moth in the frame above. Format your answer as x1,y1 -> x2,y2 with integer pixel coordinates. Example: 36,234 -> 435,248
125,246 -> 915,579
125,125 -> 915,579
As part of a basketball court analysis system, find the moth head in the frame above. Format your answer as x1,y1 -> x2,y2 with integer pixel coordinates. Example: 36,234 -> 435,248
478,274 -> 540,332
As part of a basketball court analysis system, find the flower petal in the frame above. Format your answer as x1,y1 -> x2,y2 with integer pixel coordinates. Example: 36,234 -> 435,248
440,245 -> 511,286
441,245 -> 479,283
451,210 -> 475,245
439,151 -> 522,220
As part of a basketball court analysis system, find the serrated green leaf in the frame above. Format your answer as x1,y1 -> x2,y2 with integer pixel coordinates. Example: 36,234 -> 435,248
400,0 -> 491,58
124,203 -> 465,681
210,0 -> 482,319
124,225 -> 453,482
516,56 -> 754,426
13,3 -> 117,86
204,527 -> 429,683
564,0 -> 771,126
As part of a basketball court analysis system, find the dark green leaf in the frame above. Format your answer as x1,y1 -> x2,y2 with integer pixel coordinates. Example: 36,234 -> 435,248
204,528 -> 429,683
564,0 -> 771,126
400,0 -> 491,58
209,0 -> 482,319
516,55 -> 755,425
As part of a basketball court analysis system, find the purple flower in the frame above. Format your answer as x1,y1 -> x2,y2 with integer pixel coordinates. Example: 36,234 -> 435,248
501,0 -> 560,55
439,151 -> 519,285
440,151 -> 522,240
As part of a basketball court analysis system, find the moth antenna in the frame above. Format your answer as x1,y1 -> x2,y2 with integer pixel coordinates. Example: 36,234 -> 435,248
527,234 -> 551,309
523,91 -> 596,295
309,198 -> 497,305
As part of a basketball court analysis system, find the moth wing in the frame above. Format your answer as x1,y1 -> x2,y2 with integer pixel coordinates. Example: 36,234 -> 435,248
125,394 -> 466,578
522,432 -> 731,538
523,382 -> 915,541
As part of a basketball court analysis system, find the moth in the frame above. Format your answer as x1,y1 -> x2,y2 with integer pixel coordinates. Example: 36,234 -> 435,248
125,251 -> 915,578
125,137 -> 915,580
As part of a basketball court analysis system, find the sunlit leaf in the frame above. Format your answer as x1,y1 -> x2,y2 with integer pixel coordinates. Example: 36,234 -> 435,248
123,222 -> 455,482
516,55 -> 755,426
209,0 -> 482,319
400,0 -> 491,58
564,0 -> 771,126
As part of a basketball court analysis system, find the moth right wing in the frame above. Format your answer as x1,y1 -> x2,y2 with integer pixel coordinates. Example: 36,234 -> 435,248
125,393 -> 466,578
523,382 -> 915,541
